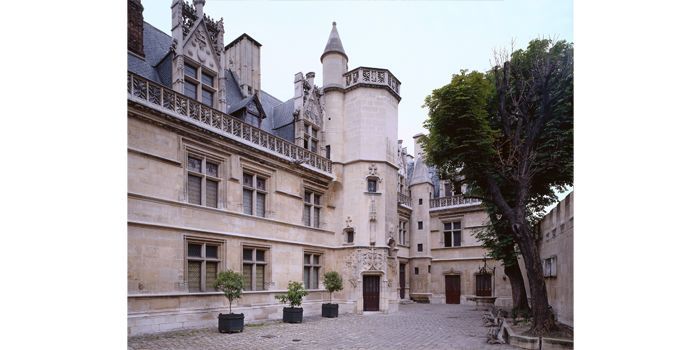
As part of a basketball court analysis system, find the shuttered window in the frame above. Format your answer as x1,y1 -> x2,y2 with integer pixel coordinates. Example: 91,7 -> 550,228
242,173 -> 266,217
304,191 -> 321,228
186,154 -> 220,208
242,247 -> 267,291
186,240 -> 221,292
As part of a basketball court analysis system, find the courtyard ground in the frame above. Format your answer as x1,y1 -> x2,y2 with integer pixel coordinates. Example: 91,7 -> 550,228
128,303 -> 517,350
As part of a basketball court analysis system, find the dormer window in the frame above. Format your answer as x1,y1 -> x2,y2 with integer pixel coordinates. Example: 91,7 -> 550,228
183,62 -> 217,108
304,123 -> 319,152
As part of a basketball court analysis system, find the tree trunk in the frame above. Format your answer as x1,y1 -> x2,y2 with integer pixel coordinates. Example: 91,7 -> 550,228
503,257 -> 530,315
511,220 -> 559,335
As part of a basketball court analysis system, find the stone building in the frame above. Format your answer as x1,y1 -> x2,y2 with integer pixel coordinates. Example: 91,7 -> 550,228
127,0 -> 512,335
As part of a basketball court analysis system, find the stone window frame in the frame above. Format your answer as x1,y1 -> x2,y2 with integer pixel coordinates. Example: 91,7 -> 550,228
398,219 -> 409,246
442,220 -> 462,247
417,221 -> 423,230
183,59 -> 218,107
242,171 -> 268,217
184,235 -> 225,293
303,251 -> 323,289
414,267 -> 419,275
183,145 -> 226,209
303,123 -> 319,153
343,227 -> 355,244
242,245 -> 269,291
418,198 -> 423,205
543,255 -> 558,278
417,243 -> 423,252
303,190 -> 322,228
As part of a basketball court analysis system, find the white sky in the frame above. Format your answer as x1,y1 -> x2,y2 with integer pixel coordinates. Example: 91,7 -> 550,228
142,0 -> 572,156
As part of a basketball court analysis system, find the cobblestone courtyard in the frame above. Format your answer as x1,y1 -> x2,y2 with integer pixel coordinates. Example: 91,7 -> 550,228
128,303 -> 516,350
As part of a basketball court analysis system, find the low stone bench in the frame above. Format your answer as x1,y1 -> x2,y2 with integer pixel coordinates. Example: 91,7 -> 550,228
467,296 -> 497,307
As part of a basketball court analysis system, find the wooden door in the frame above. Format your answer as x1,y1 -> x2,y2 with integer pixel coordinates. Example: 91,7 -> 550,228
445,275 -> 461,304
399,264 -> 406,299
363,275 -> 380,311
476,273 -> 492,296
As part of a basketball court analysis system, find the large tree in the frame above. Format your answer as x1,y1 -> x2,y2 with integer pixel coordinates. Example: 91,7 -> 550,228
422,39 -> 573,335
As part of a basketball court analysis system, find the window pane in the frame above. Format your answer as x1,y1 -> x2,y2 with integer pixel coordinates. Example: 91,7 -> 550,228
444,183 -> 452,195
243,263 -> 253,290
311,140 -> 317,152
205,162 -> 218,177
256,177 -> 265,191
185,64 -> 197,79
454,231 -> 461,247
454,221 -> 461,229
184,81 -> 197,99
304,192 -> 311,203
202,89 -> 213,107
256,193 -> 265,217
314,194 -> 320,205
368,180 -> 376,192
243,249 -> 253,261
187,156 -> 202,172
314,207 -> 320,228
312,267 -> 318,289
188,243 -> 202,257
304,254 -> 310,265
256,249 -> 265,262
444,223 -> 451,231
303,266 -> 309,287
188,174 -> 202,204
312,128 -> 318,138
347,231 -> 354,243
206,245 -> 218,258
255,265 -> 265,290
313,255 -> 319,265
243,189 -> 253,215
205,262 -> 217,291
206,179 -> 218,208
444,231 -> 452,247
202,72 -> 214,87
243,174 -> 253,187
303,205 -> 311,226
188,261 -> 201,292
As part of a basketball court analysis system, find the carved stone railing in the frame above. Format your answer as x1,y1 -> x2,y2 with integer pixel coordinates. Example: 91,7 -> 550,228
397,192 -> 412,208
429,195 -> 482,209
127,73 -> 332,174
343,67 -> 401,99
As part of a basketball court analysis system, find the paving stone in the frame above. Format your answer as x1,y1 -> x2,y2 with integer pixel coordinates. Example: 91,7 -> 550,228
128,304 -> 517,349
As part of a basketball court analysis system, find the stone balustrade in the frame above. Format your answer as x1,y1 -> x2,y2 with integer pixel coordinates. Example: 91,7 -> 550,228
127,73 -> 332,174
343,67 -> 401,98
397,192 -> 412,208
429,195 -> 482,209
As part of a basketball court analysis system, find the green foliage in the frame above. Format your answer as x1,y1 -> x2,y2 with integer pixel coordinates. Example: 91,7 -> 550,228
275,281 -> 309,308
214,270 -> 244,314
322,271 -> 343,303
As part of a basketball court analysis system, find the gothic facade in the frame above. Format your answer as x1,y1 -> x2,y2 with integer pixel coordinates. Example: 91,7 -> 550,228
127,0 -> 514,335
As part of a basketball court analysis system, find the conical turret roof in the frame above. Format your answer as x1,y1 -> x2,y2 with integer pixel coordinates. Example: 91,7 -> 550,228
321,22 -> 348,62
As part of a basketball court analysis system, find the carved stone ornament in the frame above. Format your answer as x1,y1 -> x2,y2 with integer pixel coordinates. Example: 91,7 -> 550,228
343,248 -> 388,287
368,164 -> 378,176
369,198 -> 377,221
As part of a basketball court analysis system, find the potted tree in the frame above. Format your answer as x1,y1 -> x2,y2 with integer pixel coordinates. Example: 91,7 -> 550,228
321,271 -> 343,318
275,281 -> 308,323
214,270 -> 245,333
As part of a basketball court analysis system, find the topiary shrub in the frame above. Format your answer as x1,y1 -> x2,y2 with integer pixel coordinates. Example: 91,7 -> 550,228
275,281 -> 308,308
215,270 -> 244,314
322,271 -> 343,303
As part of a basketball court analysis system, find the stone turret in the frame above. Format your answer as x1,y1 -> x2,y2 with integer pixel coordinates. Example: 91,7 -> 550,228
321,22 -> 348,88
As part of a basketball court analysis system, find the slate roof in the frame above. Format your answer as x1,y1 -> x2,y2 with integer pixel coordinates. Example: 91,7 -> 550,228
128,20 -> 297,142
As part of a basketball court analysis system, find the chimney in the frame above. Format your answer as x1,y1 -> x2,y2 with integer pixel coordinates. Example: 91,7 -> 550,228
413,133 -> 426,159
305,72 -> 316,88
127,0 -> 144,56
194,0 -> 205,18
